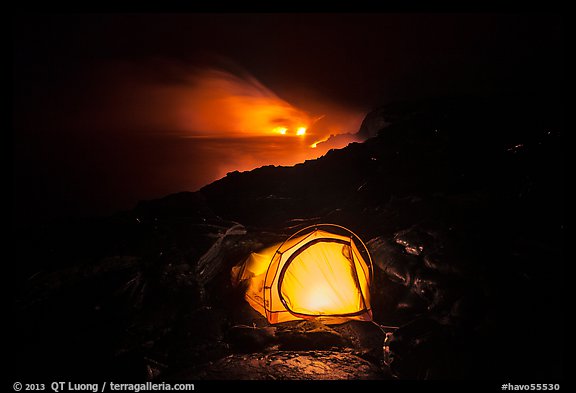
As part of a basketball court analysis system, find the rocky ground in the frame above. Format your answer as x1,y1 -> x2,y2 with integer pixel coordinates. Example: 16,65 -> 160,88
187,350 -> 383,380
10,96 -> 563,380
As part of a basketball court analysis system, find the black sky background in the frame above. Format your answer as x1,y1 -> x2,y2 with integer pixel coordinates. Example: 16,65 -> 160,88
12,13 -> 564,223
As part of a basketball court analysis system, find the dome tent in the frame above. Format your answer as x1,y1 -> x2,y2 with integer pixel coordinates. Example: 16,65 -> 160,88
231,224 -> 373,324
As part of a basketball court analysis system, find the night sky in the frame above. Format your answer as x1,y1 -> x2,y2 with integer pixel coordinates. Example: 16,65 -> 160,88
12,13 -> 563,222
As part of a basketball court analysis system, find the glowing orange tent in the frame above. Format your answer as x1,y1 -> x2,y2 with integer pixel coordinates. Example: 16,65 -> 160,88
231,224 -> 373,324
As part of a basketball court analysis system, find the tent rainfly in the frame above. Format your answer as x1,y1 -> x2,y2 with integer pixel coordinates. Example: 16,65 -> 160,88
231,224 -> 373,324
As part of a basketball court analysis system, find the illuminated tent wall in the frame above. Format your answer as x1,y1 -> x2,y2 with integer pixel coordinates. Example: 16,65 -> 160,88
231,224 -> 373,324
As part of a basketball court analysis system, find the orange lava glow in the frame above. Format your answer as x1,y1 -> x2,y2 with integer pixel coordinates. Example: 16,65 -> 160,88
67,63 -> 366,195
179,69 -> 315,137
310,136 -> 331,148
166,68 -> 366,181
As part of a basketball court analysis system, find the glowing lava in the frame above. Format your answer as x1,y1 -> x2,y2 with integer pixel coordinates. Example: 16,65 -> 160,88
272,126 -> 307,136
310,135 -> 331,148
179,69 -> 314,137
131,66 -> 365,181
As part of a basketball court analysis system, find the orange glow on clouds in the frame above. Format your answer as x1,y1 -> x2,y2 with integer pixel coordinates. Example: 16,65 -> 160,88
161,68 -> 366,180
179,69 -> 314,137
62,62 -> 366,192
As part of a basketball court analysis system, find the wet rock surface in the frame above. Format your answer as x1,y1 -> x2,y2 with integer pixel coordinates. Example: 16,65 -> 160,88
11,96 -> 563,380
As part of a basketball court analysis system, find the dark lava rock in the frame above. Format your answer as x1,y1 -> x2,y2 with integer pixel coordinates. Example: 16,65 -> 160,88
393,227 -> 437,256
386,317 -> 454,379
275,321 -> 351,351
367,236 -> 419,286
227,325 -> 277,353
179,350 -> 386,380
